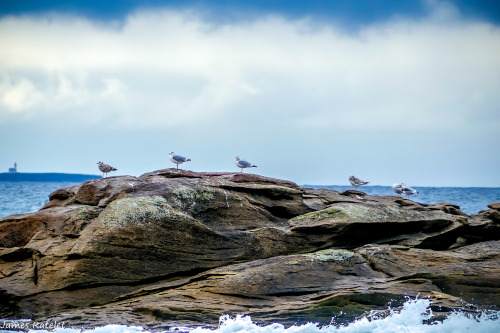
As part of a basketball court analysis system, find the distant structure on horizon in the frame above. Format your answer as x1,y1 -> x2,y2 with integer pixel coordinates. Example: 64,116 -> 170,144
8,162 -> 17,173
1,163 -> 100,182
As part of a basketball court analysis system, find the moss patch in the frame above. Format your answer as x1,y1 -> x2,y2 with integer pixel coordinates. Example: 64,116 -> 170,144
304,249 -> 355,262
172,186 -> 215,212
76,205 -> 100,220
290,206 -> 349,223
98,196 -> 189,228
291,203 -> 428,225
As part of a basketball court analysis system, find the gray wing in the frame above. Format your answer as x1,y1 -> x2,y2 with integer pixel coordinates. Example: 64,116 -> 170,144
238,160 -> 252,167
172,155 -> 187,162
99,163 -> 114,172
402,186 -> 417,193
349,175 -> 361,182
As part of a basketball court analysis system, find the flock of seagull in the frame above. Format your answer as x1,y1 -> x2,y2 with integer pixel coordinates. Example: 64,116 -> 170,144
97,152 -> 257,177
98,155 -> 419,199
349,175 -> 419,199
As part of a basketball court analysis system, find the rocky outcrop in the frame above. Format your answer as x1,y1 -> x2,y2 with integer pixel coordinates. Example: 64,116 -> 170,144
0,169 -> 498,329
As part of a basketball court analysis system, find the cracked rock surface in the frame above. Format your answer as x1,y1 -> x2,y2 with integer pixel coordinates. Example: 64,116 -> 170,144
0,169 -> 499,329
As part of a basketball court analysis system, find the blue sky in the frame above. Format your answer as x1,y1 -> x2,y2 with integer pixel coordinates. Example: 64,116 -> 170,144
1,1 -> 499,24
1,0 -> 499,186
1,1 -> 428,22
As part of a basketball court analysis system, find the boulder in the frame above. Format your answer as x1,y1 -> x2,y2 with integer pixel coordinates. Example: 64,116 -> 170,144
289,201 -> 467,249
43,242 -> 500,329
0,170 -> 498,328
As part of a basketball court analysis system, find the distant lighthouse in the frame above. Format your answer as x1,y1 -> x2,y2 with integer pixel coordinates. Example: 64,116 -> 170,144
8,162 -> 17,173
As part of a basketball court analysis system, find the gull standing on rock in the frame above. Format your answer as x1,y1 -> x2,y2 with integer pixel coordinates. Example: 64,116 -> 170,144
349,175 -> 369,190
169,152 -> 191,170
402,184 -> 419,199
392,183 -> 404,197
235,156 -> 257,173
97,161 -> 117,178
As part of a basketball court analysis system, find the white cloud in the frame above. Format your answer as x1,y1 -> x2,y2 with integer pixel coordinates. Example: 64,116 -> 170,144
1,76 -> 45,112
100,78 -> 127,96
0,7 -> 499,132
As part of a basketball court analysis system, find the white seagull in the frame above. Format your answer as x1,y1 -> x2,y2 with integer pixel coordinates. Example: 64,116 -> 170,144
392,183 -> 404,197
401,184 -> 419,199
349,175 -> 369,190
235,156 -> 257,173
97,161 -> 117,178
169,152 -> 191,170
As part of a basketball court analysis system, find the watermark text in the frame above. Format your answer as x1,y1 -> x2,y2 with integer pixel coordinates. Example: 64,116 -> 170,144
0,320 -> 67,330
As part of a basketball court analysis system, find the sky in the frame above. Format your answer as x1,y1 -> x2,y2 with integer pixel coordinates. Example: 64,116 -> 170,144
0,0 -> 499,187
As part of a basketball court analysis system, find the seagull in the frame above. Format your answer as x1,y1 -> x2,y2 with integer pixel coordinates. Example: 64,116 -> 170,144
402,184 -> 419,199
235,156 -> 257,173
97,161 -> 117,178
392,183 -> 404,197
349,175 -> 369,190
169,152 -> 191,170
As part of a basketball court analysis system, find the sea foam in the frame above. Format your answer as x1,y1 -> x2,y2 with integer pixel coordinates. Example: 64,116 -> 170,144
1,298 -> 498,333
192,299 -> 498,333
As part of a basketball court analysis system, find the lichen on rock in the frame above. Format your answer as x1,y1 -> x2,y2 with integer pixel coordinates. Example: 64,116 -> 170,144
290,202 -> 432,226
172,185 -> 215,212
98,196 -> 189,228
290,206 -> 349,223
304,249 -> 356,262
76,205 -> 100,220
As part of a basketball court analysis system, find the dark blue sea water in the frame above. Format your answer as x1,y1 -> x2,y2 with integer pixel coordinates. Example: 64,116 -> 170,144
1,182 -> 499,219
0,182 -> 80,218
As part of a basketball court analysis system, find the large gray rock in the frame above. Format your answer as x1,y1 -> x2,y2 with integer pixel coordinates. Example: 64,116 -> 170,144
0,170 -> 498,327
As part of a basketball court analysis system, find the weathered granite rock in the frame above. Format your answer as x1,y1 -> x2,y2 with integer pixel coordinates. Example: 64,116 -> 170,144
39,242 -> 500,329
455,202 -> 500,248
0,170 -> 498,328
288,201 -> 467,250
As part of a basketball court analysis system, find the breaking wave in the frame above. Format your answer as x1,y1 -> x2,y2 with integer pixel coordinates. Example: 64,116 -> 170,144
194,299 -> 499,333
2,298 -> 498,333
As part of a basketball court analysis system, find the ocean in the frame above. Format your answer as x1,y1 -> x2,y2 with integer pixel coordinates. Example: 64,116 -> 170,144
0,182 -> 499,332
0,182 -> 81,218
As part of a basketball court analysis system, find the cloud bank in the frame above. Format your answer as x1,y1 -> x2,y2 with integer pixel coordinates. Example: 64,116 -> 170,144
1,4 -> 499,129
0,1 -> 499,185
